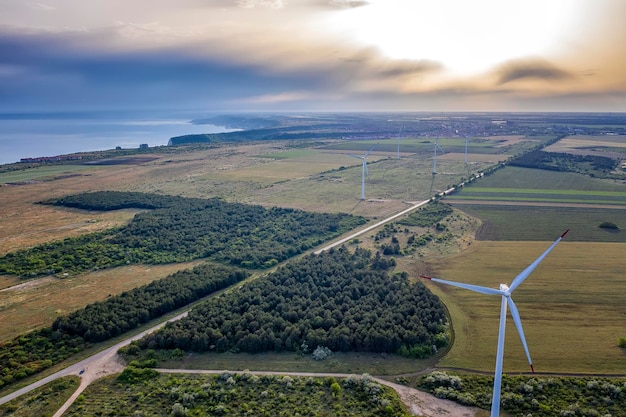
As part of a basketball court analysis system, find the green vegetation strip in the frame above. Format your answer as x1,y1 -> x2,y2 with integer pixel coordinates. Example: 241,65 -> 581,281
447,195 -> 626,205
64,372 -> 408,417
418,371 -> 626,417
0,191 -> 366,277
453,187 -> 626,197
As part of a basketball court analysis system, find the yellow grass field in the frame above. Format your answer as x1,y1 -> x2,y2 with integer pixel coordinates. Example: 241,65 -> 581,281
545,135 -> 626,153
421,241 -> 626,375
0,261 -> 203,342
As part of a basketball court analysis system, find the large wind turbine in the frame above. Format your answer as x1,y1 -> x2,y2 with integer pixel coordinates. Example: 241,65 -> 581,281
420,229 -> 569,417
349,144 -> 376,200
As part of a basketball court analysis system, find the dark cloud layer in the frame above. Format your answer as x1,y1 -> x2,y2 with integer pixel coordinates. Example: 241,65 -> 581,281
497,59 -> 573,85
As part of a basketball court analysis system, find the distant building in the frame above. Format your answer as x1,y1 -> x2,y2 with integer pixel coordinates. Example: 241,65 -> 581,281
139,143 -> 149,149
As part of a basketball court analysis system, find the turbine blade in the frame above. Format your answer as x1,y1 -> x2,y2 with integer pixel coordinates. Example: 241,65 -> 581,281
348,154 -> 363,160
509,229 -> 569,292
420,275 -> 503,296
436,143 -> 445,154
508,297 -> 535,373
364,143 -> 377,157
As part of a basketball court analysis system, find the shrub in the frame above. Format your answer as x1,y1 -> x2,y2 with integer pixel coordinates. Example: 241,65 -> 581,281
618,337 -> 626,348
599,222 -> 619,230
312,346 -> 332,361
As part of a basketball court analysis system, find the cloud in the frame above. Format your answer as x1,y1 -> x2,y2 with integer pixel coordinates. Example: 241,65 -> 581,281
496,59 -> 573,85
28,3 -> 56,12
237,0 -> 286,9
325,0 -> 370,9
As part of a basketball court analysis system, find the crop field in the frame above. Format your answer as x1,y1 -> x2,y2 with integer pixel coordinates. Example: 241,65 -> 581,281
443,166 -> 626,241
430,164 -> 626,376
447,188 -> 626,205
546,135 -> 626,154
421,240 -> 626,375
448,205 -> 626,242
450,166 -> 626,192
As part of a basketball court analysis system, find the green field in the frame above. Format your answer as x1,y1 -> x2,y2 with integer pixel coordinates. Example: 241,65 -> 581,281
450,205 -> 626,242
423,240 -> 626,375
0,165 -> 98,183
451,166 -> 626,192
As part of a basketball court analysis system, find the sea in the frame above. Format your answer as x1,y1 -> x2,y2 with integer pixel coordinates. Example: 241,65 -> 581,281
0,111 -> 238,165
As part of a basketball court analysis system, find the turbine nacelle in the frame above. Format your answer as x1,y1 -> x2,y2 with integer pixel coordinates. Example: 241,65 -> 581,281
499,283 -> 510,294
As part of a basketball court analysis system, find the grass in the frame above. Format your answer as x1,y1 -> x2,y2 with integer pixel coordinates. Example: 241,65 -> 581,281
423,241 -> 626,375
158,351 -> 439,376
0,165 -> 100,184
452,166 -> 626,192
0,376 -> 79,417
447,205 -> 626,242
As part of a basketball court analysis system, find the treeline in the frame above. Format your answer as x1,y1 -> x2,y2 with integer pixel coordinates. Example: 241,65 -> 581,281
0,191 -> 365,277
53,264 -> 248,342
396,202 -> 453,227
138,247 -> 448,357
509,150 -> 617,175
0,262 -> 247,388
418,371 -> 626,417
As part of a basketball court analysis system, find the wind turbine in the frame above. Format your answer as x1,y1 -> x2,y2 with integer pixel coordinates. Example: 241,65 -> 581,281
348,144 -> 376,200
420,229 -> 569,417
397,125 -> 404,159
432,139 -> 445,175
464,136 -> 471,176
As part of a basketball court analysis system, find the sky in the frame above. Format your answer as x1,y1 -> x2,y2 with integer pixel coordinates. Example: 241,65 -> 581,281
1,0 -> 625,113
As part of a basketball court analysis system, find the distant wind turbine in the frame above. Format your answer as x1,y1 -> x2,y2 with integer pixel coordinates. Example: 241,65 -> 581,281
420,229 -> 569,417
348,144 -> 376,200
432,139 -> 445,174
397,125 -> 404,159
464,137 -> 471,176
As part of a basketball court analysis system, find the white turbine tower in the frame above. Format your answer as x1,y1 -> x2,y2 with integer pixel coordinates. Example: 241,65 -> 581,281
432,139 -> 445,174
349,144 -> 376,200
464,136 -> 471,176
420,229 -> 569,417
397,125 -> 404,159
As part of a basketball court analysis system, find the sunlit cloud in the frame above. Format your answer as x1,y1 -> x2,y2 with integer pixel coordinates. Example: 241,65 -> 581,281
0,0 -> 624,111
237,0 -> 286,9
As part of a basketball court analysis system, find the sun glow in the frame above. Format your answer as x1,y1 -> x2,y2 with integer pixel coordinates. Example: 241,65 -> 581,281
325,0 -> 587,76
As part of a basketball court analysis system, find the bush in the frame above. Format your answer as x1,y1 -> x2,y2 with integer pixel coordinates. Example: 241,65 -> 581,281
618,337 -> 626,348
312,346 -> 332,361
599,222 -> 619,230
